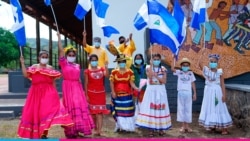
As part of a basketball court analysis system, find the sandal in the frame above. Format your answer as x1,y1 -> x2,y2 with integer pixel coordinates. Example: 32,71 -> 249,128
179,127 -> 185,133
149,131 -> 154,137
221,130 -> 229,135
159,131 -> 165,136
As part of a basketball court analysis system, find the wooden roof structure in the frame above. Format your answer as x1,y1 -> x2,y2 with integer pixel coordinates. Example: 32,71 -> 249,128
3,0 -> 92,44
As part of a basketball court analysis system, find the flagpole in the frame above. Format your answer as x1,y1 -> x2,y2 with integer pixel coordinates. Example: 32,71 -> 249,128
50,5 -> 59,32
19,46 -> 23,56
83,18 -> 86,31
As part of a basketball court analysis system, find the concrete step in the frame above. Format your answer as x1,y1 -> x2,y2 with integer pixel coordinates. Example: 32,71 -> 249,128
0,110 -> 15,119
0,99 -> 25,117
0,92 -> 63,99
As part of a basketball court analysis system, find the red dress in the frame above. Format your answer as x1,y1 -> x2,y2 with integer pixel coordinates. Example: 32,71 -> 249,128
84,67 -> 110,114
17,67 -> 73,139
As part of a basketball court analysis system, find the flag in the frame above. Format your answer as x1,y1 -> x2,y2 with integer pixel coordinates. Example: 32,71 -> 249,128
173,0 -> 186,45
74,0 -> 91,20
44,0 -> 51,6
133,2 -> 148,30
102,26 -> 119,38
147,0 -> 180,55
93,0 -> 119,37
10,0 -> 26,47
190,0 -> 206,30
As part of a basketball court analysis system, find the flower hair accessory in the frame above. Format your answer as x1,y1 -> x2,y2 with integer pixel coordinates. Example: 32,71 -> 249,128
208,54 -> 220,60
64,45 -> 77,53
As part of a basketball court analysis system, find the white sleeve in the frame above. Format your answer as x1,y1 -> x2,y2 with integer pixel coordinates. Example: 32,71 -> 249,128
190,72 -> 196,82
217,68 -> 223,76
203,66 -> 209,77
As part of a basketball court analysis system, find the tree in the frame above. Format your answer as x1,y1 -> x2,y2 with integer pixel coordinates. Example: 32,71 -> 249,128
0,27 -> 19,67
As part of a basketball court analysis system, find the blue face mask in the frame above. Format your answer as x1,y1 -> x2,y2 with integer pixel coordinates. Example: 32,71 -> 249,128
135,59 -> 142,65
90,61 -> 98,67
209,62 -> 218,68
118,63 -> 126,68
182,66 -> 190,72
153,60 -> 161,66
94,42 -> 100,47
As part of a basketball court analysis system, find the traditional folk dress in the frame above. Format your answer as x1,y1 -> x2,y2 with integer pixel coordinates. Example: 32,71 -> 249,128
130,64 -> 147,102
17,66 -> 73,139
136,65 -> 172,130
59,57 -> 95,137
173,70 -> 196,123
84,67 -> 110,115
110,68 -> 135,131
199,66 -> 233,129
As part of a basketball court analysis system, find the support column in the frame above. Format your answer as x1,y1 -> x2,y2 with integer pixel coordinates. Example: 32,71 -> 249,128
49,26 -> 53,65
36,18 -> 41,63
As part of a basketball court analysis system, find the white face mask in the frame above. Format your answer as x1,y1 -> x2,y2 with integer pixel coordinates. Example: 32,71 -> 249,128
40,58 -> 48,64
67,56 -> 76,63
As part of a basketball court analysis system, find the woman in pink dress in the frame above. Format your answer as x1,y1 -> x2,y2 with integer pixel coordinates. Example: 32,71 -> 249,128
18,50 -> 73,139
58,34 -> 95,138
84,54 -> 110,136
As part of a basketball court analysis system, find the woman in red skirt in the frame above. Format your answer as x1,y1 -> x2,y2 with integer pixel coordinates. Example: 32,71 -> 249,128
84,54 -> 110,136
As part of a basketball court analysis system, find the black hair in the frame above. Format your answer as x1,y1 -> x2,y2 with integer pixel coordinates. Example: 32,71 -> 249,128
119,36 -> 126,44
134,53 -> 145,65
88,54 -> 99,62
218,1 -> 227,8
118,60 -> 126,64
66,48 -> 76,56
39,50 -> 49,57
152,53 -> 162,70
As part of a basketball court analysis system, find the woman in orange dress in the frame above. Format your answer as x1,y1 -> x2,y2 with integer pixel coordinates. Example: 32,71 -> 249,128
84,54 -> 110,136
110,54 -> 140,132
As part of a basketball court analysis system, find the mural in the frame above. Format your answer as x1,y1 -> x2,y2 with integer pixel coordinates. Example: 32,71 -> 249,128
149,0 -> 250,79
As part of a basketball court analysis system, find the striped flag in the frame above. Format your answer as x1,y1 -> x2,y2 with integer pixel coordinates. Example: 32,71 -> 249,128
74,0 -> 91,20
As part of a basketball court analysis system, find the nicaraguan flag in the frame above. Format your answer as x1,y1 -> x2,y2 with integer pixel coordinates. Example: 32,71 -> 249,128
93,0 -> 119,37
44,0 -> 51,6
190,0 -> 206,30
10,0 -> 26,47
133,2 -> 148,30
173,0 -> 186,45
74,0 -> 91,20
147,0 -> 180,55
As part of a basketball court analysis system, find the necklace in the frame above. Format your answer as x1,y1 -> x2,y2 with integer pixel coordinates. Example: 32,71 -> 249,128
208,69 -> 217,81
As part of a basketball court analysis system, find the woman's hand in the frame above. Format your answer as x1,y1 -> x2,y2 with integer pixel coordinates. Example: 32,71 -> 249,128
222,95 -> 226,103
112,92 -> 117,99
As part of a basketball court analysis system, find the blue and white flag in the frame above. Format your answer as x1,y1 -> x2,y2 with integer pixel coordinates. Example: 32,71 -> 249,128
133,2 -> 148,30
10,0 -> 26,47
190,0 -> 206,30
173,0 -> 186,45
44,0 -> 51,6
74,0 -> 91,20
93,0 -> 119,37
147,0 -> 180,55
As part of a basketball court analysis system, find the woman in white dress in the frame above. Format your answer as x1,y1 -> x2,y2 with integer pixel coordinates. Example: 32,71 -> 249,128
198,54 -> 232,135
136,54 -> 172,137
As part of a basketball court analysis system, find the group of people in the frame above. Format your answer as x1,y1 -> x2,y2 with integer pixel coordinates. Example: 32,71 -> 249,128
17,31 -> 233,139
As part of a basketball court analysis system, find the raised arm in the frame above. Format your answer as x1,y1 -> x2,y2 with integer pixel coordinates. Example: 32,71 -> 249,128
20,56 -> 28,78
57,33 -> 64,58
82,31 -> 87,48
129,33 -> 136,53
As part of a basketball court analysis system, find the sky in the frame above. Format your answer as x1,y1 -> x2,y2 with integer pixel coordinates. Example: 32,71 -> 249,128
0,1 -> 58,41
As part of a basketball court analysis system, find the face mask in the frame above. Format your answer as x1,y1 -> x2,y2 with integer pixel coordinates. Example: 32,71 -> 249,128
90,61 -> 98,67
182,66 -> 190,72
40,58 -> 48,64
94,42 -> 101,47
135,59 -> 142,65
153,60 -> 161,66
209,62 -> 218,68
67,56 -> 76,63
118,63 -> 126,68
